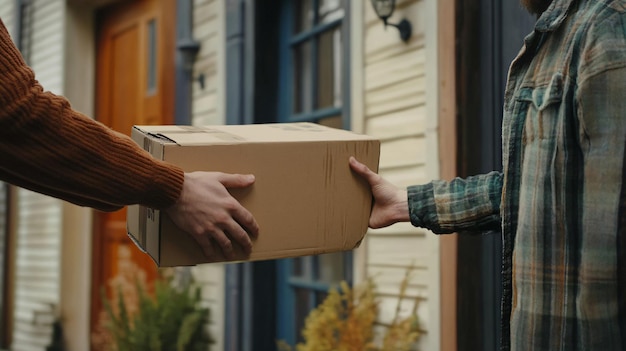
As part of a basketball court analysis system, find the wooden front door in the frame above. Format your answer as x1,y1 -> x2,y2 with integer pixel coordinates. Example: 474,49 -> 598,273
90,0 -> 175,347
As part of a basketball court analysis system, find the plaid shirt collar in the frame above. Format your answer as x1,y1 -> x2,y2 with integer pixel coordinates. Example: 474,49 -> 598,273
535,0 -> 575,32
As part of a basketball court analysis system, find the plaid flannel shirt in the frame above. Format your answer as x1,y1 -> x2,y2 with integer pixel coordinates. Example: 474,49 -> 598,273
408,0 -> 626,349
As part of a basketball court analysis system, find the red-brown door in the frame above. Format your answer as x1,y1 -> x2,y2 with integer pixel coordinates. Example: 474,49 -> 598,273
90,0 -> 175,347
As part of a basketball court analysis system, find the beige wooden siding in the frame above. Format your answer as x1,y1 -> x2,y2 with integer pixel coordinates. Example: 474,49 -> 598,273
190,264 -> 225,350
60,7 -> 96,351
191,0 -> 227,349
192,0 -> 224,126
362,0 -> 440,350
0,184 -> 6,330
0,2 -> 15,38
10,1 -> 65,350
0,1 -> 13,342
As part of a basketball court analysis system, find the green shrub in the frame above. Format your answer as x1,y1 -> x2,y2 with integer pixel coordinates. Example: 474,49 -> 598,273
101,276 -> 212,351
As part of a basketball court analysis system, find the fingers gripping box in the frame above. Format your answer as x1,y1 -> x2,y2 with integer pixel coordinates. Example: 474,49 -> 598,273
127,123 -> 380,267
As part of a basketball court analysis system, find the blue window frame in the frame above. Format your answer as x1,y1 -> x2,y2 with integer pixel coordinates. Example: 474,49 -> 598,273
277,254 -> 353,345
276,0 -> 352,345
278,0 -> 349,128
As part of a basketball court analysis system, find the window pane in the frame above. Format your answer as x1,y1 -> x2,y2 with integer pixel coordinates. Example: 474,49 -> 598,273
317,28 -> 342,110
294,288 -> 311,343
318,0 -> 345,24
294,0 -> 313,34
316,253 -> 345,284
315,291 -> 329,307
292,257 -> 303,277
293,42 -> 313,114
147,19 -> 157,95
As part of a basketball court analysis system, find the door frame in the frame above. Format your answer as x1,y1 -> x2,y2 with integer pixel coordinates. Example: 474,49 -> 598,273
455,1 -> 535,350
223,0 -> 353,348
90,0 -> 176,342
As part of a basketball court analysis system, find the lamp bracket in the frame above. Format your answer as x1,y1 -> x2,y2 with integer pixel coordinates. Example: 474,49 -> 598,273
386,19 -> 412,43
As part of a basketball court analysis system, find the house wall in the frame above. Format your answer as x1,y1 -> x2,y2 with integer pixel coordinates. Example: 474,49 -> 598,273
188,1 -> 446,350
9,2 -> 67,350
61,5 -> 96,351
358,0 -> 442,350
0,0 -> 14,347
190,0 -> 227,349
4,0 -> 449,350
0,3 -> 14,37
192,0 -> 225,126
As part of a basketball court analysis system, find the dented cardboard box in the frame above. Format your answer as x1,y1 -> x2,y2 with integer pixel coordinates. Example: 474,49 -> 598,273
127,123 -> 380,267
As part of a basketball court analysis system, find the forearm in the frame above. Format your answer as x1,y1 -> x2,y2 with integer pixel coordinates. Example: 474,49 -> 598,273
0,21 -> 183,211
408,171 -> 503,234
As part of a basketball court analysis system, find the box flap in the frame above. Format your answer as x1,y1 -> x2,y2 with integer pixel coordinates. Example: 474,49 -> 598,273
133,123 -> 377,146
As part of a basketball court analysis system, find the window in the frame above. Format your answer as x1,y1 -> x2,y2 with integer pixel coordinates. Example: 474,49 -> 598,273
279,0 -> 347,129
277,253 -> 352,344
223,0 -> 352,347
276,0 -> 351,344
146,19 -> 157,95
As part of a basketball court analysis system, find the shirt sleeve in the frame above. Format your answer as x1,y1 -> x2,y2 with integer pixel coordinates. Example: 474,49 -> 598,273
0,19 -> 184,212
576,31 -> 626,288
407,171 -> 503,234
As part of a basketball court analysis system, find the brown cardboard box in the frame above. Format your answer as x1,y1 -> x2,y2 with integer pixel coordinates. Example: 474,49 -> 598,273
127,123 -> 380,266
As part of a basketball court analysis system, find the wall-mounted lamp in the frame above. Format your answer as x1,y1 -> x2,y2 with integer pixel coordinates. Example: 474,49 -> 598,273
177,38 -> 204,89
370,0 -> 412,43
178,38 -> 201,71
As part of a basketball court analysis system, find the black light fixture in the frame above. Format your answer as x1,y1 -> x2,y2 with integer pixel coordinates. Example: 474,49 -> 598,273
370,0 -> 412,43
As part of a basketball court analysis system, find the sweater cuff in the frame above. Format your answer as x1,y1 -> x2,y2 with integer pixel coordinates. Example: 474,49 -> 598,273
148,163 -> 185,210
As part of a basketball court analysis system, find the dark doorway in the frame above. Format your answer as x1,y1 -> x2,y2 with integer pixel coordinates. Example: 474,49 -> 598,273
455,1 -> 535,350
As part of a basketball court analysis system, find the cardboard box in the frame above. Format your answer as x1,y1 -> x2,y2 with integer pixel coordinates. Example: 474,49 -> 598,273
127,123 -> 380,266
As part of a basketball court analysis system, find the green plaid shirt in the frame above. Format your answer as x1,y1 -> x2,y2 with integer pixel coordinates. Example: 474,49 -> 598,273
408,0 -> 626,349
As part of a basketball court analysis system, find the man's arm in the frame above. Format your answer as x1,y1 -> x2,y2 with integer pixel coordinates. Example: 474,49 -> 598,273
407,172 -> 503,234
349,157 -> 503,233
0,19 -> 258,259
576,66 -> 626,283
0,19 -> 182,211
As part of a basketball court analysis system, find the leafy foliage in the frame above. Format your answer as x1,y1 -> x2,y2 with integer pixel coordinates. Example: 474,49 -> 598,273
278,269 -> 421,351
101,276 -> 212,351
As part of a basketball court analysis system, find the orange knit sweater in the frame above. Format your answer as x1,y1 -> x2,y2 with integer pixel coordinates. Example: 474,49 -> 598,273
0,20 -> 184,212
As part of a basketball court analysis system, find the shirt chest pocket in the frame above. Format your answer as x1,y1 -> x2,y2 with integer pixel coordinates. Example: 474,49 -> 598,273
516,73 -> 564,142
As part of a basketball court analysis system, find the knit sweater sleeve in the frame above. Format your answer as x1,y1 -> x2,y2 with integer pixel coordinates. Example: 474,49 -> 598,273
0,20 -> 184,212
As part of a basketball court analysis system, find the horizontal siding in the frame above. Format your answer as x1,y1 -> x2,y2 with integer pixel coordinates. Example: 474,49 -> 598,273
191,263 -> 225,351
0,2 -> 15,38
379,137 -> 427,168
13,192 -> 61,351
365,105 -> 426,140
0,19 -> 15,284
11,2 -> 65,350
191,1 -> 226,350
192,0 -> 222,126
0,183 -> 6,332
365,75 -> 426,117
29,4 -> 64,93
365,48 -> 425,92
362,0 -> 438,350
364,0 -> 426,62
